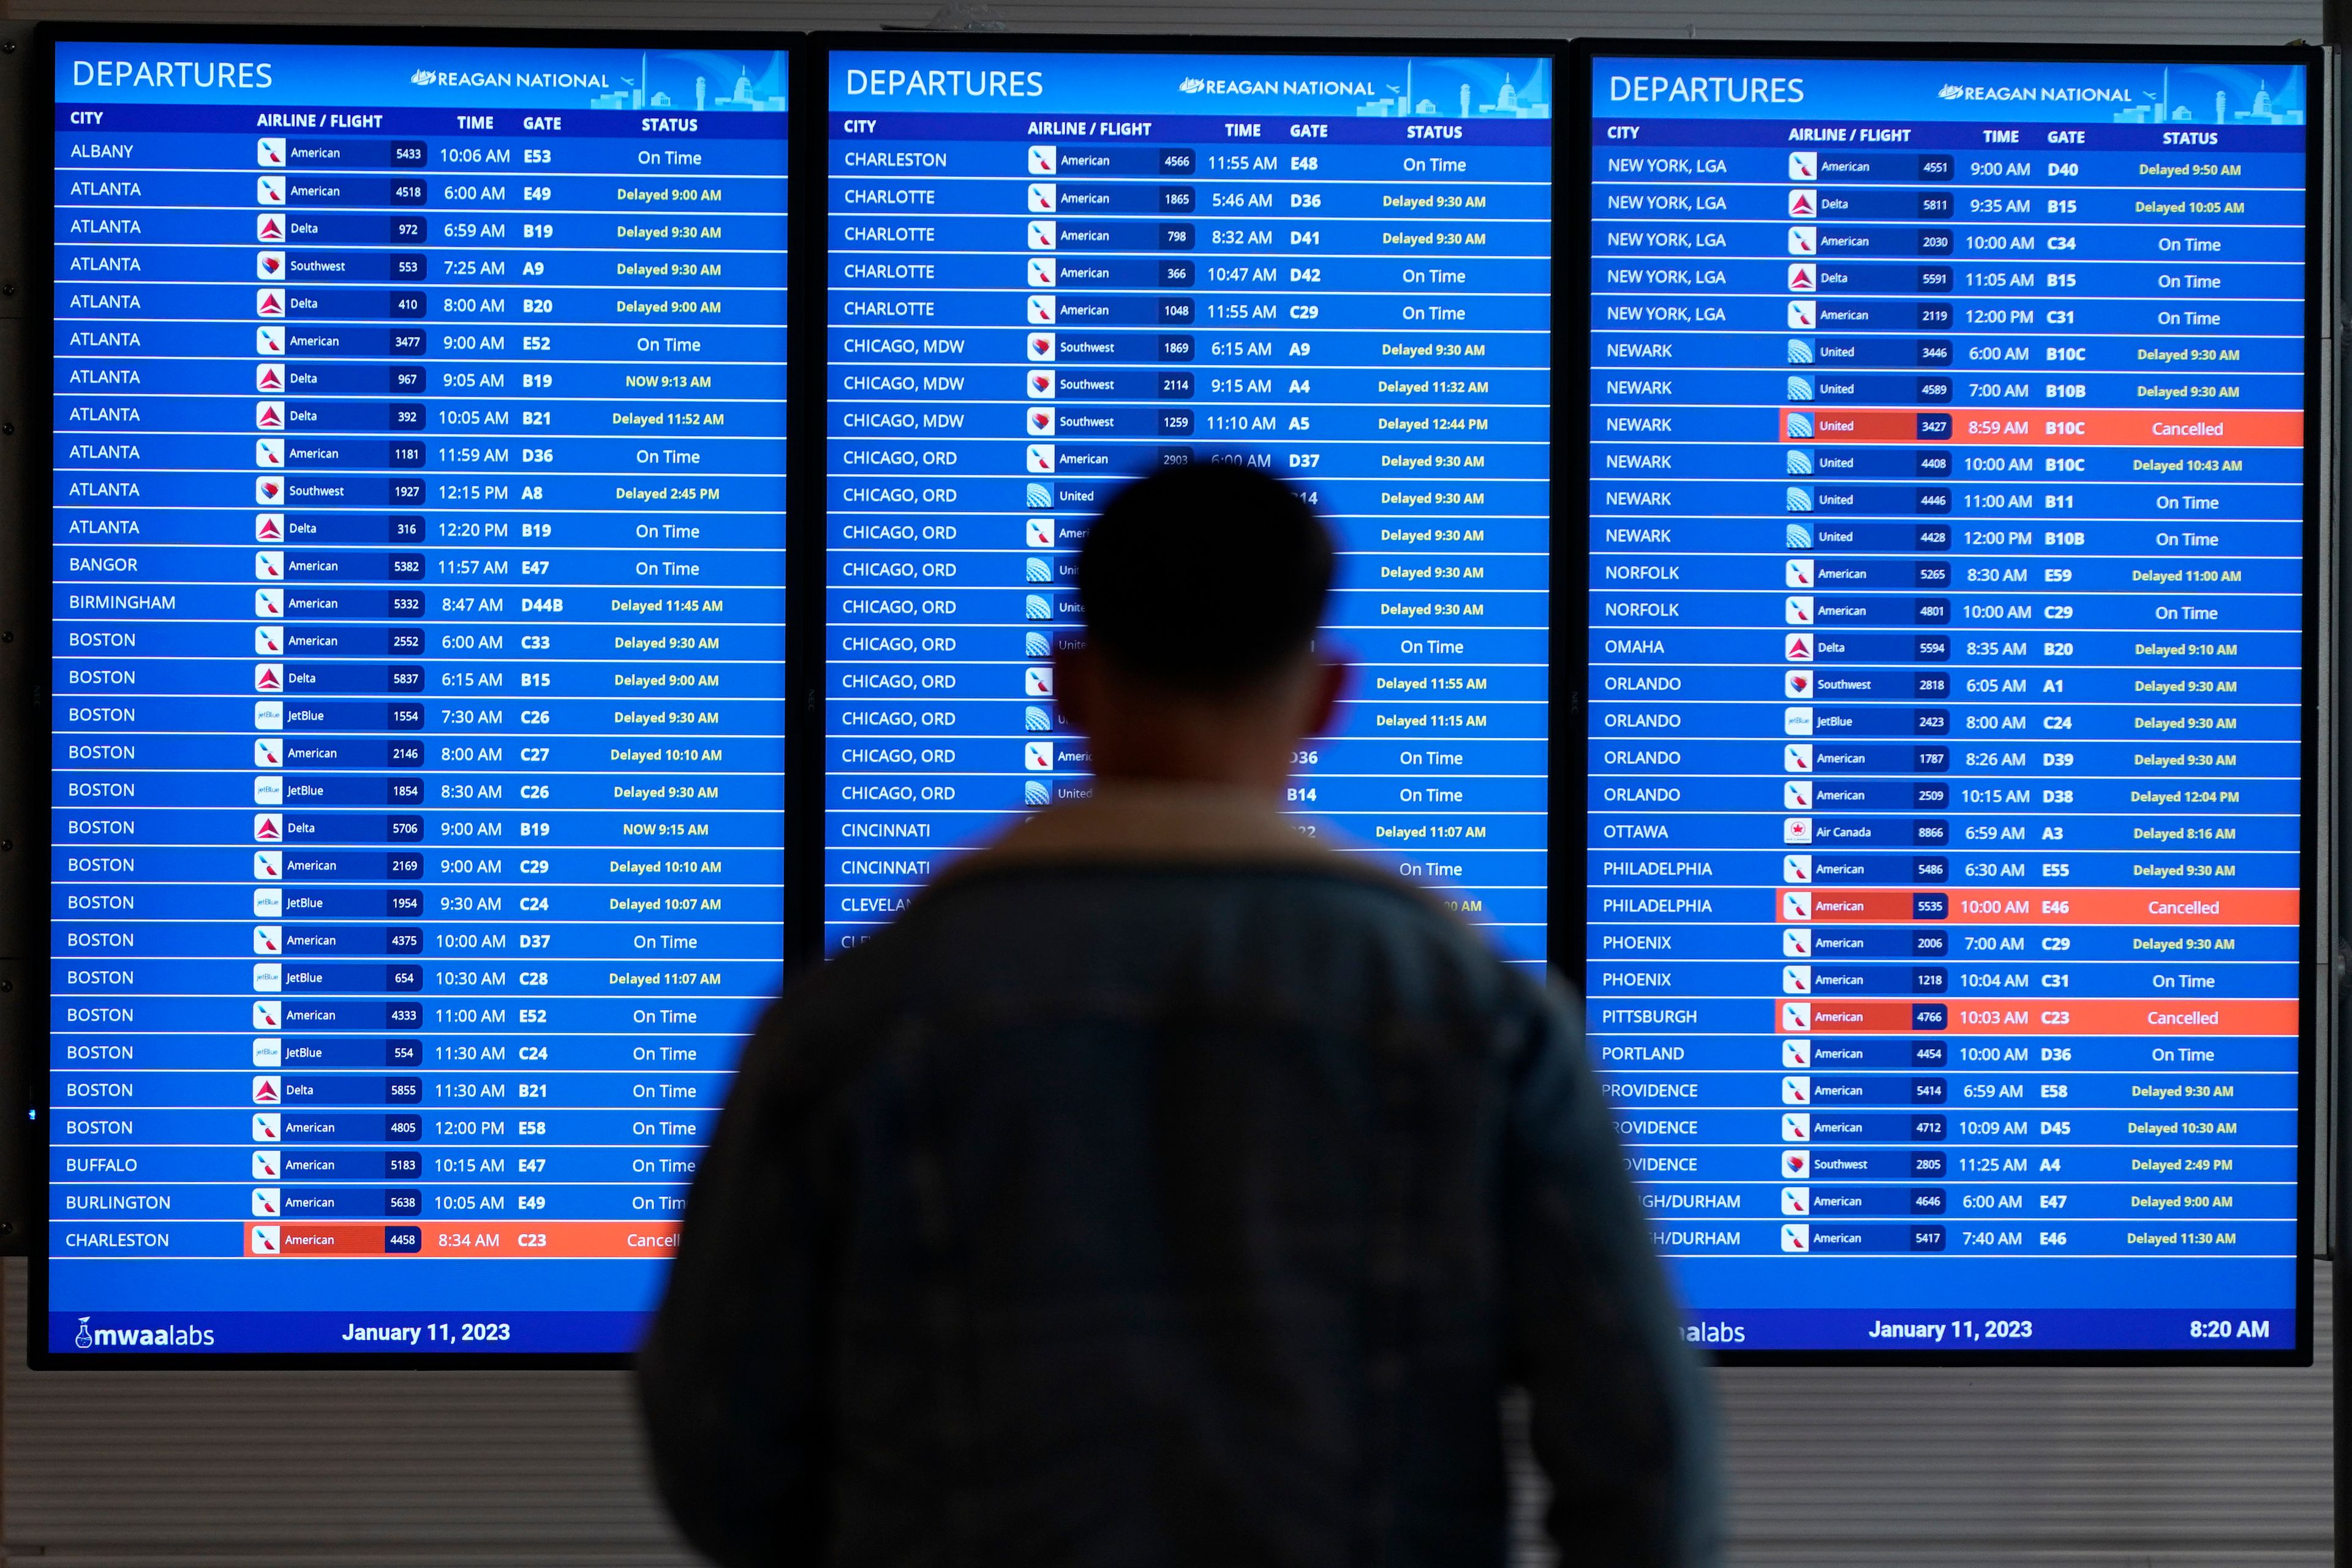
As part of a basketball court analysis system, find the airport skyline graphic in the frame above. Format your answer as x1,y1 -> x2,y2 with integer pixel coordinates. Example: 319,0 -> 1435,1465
581,49 -> 786,112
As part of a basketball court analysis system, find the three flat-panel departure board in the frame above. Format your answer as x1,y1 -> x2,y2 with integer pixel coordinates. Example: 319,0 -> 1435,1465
1581,44 -> 2318,1355
32,29 -> 2323,1365
821,44 -> 1556,968
45,31 -> 791,1359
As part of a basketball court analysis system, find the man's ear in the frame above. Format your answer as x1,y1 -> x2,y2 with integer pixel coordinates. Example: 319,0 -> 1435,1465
1052,641 -> 1098,733
1305,658 -> 1347,736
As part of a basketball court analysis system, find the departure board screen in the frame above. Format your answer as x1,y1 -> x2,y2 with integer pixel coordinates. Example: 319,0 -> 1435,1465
46,34 -> 790,1358
1584,47 -> 2315,1355
825,44 -> 1554,967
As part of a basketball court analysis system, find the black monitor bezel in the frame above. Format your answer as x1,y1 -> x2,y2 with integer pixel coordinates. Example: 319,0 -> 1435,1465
796,29 -> 1567,971
28,20 -> 805,1370
1570,34 -> 2324,1366
21,23 -> 2322,1373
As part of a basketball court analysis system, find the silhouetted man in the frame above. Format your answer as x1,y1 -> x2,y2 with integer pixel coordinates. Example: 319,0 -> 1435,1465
639,464 -> 1717,1567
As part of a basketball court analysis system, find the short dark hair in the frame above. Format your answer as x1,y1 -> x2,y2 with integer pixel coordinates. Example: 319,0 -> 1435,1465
1076,462 -> 1334,694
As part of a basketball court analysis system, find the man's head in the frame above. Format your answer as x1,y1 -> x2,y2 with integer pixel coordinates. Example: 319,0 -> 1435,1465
1055,463 -> 1344,792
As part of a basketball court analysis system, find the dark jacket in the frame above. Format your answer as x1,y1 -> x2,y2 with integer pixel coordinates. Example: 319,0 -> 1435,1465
639,785 -> 1718,1567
